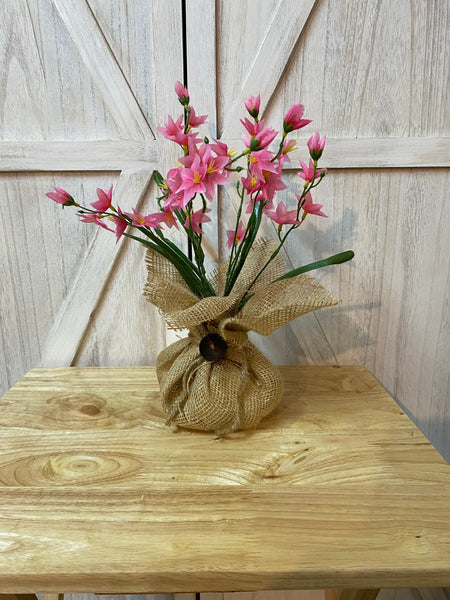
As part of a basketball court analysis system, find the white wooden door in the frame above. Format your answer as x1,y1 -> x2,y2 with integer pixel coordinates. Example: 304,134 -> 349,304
185,0 -> 450,461
0,0 -> 184,395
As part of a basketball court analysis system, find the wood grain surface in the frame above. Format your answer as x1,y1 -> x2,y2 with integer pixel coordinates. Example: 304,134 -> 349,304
1,365 -> 450,593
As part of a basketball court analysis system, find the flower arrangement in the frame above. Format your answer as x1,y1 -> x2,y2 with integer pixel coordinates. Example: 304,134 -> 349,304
47,82 -> 354,436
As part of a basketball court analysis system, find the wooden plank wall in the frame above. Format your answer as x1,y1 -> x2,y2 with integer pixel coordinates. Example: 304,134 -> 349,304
0,0 -> 183,390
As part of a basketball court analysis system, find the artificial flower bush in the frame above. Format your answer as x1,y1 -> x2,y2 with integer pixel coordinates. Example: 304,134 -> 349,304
47,82 -> 353,435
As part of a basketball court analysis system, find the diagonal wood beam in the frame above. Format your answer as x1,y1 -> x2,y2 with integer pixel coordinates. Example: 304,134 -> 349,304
40,169 -> 153,367
220,0 -> 318,139
51,0 -> 153,139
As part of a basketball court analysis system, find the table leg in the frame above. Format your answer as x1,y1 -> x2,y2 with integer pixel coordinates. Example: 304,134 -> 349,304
325,590 -> 380,600
43,595 -> 64,600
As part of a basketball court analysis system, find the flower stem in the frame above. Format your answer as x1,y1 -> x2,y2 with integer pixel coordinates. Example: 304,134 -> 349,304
224,199 -> 265,295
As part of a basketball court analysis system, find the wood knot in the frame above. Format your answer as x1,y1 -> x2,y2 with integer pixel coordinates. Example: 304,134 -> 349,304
80,404 -> 101,416
46,393 -> 106,426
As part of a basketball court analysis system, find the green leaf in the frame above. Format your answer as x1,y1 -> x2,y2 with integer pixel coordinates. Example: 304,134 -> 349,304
274,250 -> 354,281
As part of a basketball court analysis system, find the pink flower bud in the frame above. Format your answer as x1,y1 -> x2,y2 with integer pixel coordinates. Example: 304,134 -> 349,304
307,132 -> 326,160
174,81 -> 189,104
91,185 -> 113,212
45,187 -> 75,206
244,94 -> 261,118
283,102 -> 312,133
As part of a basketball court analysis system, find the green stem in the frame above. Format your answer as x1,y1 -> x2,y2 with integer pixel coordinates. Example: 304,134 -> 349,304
226,188 -> 263,282
122,232 -> 206,297
272,131 -> 287,161
225,183 -> 246,288
238,225 -> 293,304
224,200 -> 265,295
226,150 -> 248,167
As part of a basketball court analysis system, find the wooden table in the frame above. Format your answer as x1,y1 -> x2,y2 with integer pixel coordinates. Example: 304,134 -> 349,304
1,365 -> 450,600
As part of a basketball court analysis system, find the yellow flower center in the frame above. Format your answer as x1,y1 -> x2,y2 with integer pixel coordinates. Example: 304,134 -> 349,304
193,171 -> 202,183
283,140 -> 298,154
206,160 -> 218,174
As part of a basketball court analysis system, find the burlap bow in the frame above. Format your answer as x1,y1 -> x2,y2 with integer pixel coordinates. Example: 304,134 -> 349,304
144,239 -> 339,334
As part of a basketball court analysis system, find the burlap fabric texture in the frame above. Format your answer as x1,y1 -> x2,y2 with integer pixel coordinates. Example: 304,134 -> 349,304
144,240 -> 339,436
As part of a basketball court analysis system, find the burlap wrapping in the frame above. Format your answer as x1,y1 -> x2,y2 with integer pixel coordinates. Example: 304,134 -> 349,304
144,240 -> 339,435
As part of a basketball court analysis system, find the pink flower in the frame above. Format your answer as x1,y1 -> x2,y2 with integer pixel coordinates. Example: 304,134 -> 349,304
249,149 -> 278,181
210,138 -> 231,160
240,117 -> 264,137
179,144 -> 230,201
258,164 -> 287,201
283,103 -> 312,133
188,106 -> 208,128
202,147 -> 229,200
164,190 -> 187,211
178,138 -> 202,169
125,208 -> 165,229
244,94 -> 260,118
241,173 -> 261,196
110,206 -> 127,242
156,114 -> 190,146
256,125 -> 277,148
241,118 -> 277,149
91,185 -> 113,212
178,153 -> 207,203
307,132 -> 326,160
144,212 -> 166,229
296,191 -> 328,218
161,210 -> 178,229
265,201 -> 301,227
226,221 -> 247,248
125,208 -> 147,226
245,195 -> 273,215
175,81 -> 189,102
164,166 -> 182,188
298,159 -> 325,183
78,212 -> 113,231
163,168 -> 187,210
185,208 -> 211,235
243,124 -> 277,150
279,138 -> 298,165
46,187 -> 74,206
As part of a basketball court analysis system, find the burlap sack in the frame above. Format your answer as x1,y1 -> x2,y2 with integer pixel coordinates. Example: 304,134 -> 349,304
144,240 -> 339,435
